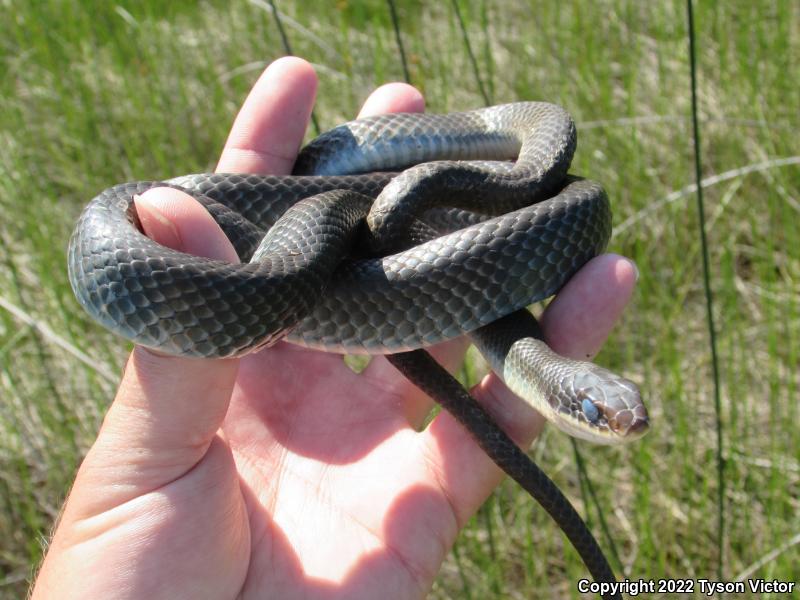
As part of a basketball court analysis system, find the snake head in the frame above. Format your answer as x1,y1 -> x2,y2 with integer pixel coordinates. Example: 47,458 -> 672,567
569,368 -> 649,443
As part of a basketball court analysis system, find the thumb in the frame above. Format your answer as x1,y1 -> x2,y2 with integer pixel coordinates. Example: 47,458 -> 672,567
70,187 -> 241,512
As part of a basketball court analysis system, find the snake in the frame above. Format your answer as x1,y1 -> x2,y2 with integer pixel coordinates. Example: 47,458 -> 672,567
68,102 -> 648,597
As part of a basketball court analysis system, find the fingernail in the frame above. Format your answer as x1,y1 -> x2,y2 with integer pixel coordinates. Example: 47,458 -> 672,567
626,258 -> 640,282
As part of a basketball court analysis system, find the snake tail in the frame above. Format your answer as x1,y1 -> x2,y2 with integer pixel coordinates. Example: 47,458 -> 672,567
387,350 -> 621,600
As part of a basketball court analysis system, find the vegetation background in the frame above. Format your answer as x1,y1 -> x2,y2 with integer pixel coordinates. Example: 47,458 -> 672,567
1,1 -> 797,597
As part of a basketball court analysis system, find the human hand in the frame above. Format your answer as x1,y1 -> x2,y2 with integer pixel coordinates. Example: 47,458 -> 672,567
33,57 -> 638,599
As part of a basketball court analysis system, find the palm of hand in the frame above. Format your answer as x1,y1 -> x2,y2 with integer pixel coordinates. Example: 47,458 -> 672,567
220,346 -> 463,595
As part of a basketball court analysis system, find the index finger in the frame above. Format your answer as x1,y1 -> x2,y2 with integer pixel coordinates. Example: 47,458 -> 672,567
216,56 -> 318,174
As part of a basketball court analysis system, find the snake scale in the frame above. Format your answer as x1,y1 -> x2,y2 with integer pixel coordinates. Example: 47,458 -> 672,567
68,102 -> 648,598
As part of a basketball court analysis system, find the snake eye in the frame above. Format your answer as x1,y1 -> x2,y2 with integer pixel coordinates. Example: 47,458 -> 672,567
581,398 -> 600,423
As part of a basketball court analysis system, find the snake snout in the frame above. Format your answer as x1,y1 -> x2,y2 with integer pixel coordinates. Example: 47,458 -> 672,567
594,376 -> 649,440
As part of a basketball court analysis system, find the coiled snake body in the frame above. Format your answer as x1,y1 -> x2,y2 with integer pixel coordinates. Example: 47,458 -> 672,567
68,102 -> 648,597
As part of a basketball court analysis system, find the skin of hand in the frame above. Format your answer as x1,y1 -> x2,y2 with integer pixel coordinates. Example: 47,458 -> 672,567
32,57 -> 638,599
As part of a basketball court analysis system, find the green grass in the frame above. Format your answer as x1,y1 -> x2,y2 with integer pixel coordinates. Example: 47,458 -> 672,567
1,0 -> 798,597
